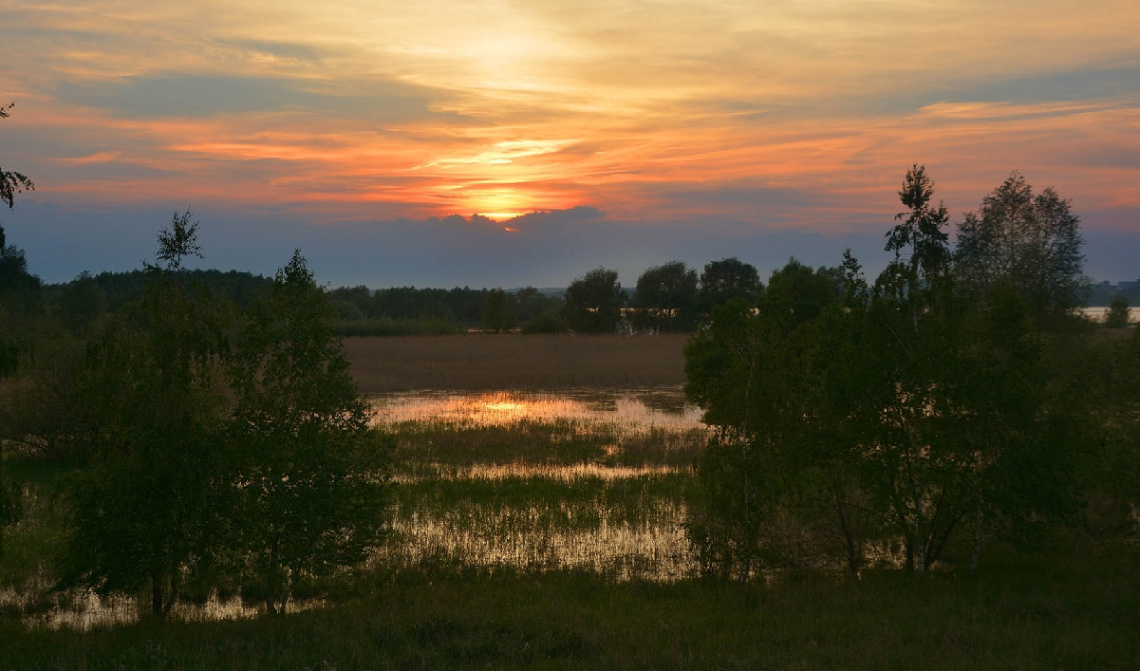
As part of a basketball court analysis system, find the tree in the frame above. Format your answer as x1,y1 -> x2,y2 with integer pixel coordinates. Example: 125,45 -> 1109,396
1105,294 -> 1130,328
56,213 -> 232,618
631,261 -> 699,332
58,284 -> 230,619
227,250 -> 390,614
698,258 -> 762,315
562,267 -> 624,333
956,171 -> 1086,324
0,102 -> 35,246
684,260 -> 841,578
54,271 -> 108,336
0,102 -> 42,326
481,288 -> 516,333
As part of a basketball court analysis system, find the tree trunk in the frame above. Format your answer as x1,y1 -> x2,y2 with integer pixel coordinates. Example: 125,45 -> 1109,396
970,494 -> 984,575
151,573 -> 164,618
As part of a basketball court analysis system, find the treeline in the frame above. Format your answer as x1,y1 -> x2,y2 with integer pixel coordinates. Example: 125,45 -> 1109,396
0,213 -> 389,617
684,167 -> 1140,579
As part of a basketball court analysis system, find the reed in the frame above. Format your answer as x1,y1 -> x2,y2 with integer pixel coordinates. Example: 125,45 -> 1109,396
345,333 -> 689,392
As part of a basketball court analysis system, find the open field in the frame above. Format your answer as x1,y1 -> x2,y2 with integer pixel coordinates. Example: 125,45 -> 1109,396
345,334 -> 689,392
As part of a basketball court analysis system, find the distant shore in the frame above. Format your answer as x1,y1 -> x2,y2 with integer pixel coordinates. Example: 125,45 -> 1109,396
345,333 -> 689,392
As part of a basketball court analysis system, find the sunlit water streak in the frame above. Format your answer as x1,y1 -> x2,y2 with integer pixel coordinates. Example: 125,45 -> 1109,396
369,387 -> 706,435
393,462 -> 684,483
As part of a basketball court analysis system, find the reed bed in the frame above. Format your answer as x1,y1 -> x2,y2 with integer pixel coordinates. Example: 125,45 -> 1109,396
345,333 -> 689,392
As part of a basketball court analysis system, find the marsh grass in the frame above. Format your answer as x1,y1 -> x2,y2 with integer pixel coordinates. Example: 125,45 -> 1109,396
345,334 -> 689,392
388,419 -> 704,471
4,546 -> 1139,669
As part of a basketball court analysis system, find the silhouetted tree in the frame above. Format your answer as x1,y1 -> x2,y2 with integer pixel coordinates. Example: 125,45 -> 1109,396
563,268 -> 624,333
481,288 -> 516,333
956,171 -> 1086,325
699,258 -> 762,315
632,261 -> 699,332
57,214 -> 231,618
0,103 -> 34,246
227,250 -> 390,615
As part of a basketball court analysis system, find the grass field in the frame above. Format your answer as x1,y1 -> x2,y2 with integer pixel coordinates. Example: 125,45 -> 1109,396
344,334 -> 689,392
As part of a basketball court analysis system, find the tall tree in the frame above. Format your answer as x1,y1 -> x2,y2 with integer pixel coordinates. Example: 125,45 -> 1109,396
57,211 -> 231,617
956,171 -> 1086,324
562,267 -> 624,333
685,260 -> 840,578
699,257 -> 763,315
481,288 -> 516,333
227,250 -> 390,614
632,260 -> 699,332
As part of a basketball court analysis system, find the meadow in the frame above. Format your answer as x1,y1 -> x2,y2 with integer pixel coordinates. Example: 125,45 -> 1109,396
2,334 -> 1139,668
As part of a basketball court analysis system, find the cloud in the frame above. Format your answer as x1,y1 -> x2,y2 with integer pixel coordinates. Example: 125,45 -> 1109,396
55,74 -> 455,122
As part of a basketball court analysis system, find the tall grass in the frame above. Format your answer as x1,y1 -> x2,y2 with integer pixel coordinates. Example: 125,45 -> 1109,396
5,546 -> 1139,669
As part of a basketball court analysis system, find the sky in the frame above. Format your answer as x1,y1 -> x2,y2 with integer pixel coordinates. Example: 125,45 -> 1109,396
1,0 -> 1138,288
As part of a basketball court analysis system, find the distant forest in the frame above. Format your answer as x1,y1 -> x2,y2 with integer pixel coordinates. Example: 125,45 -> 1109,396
31,256 -> 1136,339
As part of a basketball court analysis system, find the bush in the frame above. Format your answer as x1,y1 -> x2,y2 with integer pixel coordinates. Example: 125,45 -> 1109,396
522,310 -> 568,334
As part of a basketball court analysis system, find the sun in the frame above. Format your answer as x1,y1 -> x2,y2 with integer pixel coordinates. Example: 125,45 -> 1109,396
466,187 -> 531,221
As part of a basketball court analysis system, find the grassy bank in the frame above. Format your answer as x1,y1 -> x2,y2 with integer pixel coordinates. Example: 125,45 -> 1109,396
344,334 -> 688,392
3,546 -> 1139,669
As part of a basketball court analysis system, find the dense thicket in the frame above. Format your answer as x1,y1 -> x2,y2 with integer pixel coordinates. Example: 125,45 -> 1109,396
685,166 -> 1132,579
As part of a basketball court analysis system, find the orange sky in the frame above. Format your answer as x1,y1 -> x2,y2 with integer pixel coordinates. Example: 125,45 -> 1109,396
1,0 -> 1138,284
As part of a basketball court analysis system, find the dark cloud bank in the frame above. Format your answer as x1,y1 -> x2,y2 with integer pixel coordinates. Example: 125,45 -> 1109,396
7,202 -> 1138,289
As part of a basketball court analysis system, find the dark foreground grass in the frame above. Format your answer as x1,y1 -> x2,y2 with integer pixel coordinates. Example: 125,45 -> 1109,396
3,545 -> 1138,670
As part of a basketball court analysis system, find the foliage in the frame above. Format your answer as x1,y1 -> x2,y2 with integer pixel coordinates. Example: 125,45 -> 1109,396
56,276 -> 231,618
480,288 -> 516,333
53,271 -> 108,336
520,309 -> 568,334
630,261 -> 699,332
1104,294 -> 1130,328
685,166 -> 1091,580
0,103 -> 35,241
698,257 -> 762,315
227,250 -> 391,614
562,267 -> 624,333
956,171 -> 1086,325
151,209 -> 203,271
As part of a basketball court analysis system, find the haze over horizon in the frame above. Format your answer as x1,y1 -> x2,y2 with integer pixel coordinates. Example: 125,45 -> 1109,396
2,0 -> 1138,287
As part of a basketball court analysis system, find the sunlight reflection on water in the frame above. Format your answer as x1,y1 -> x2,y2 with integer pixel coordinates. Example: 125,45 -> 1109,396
369,387 -> 706,434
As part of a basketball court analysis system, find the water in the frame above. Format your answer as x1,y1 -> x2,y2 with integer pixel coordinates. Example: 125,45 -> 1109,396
11,387 -> 707,628
370,388 -> 705,434
372,388 -> 705,581
1078,306 -> 1139,324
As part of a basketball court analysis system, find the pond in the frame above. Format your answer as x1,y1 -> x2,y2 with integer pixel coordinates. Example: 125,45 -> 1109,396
372,387 -> 707,582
